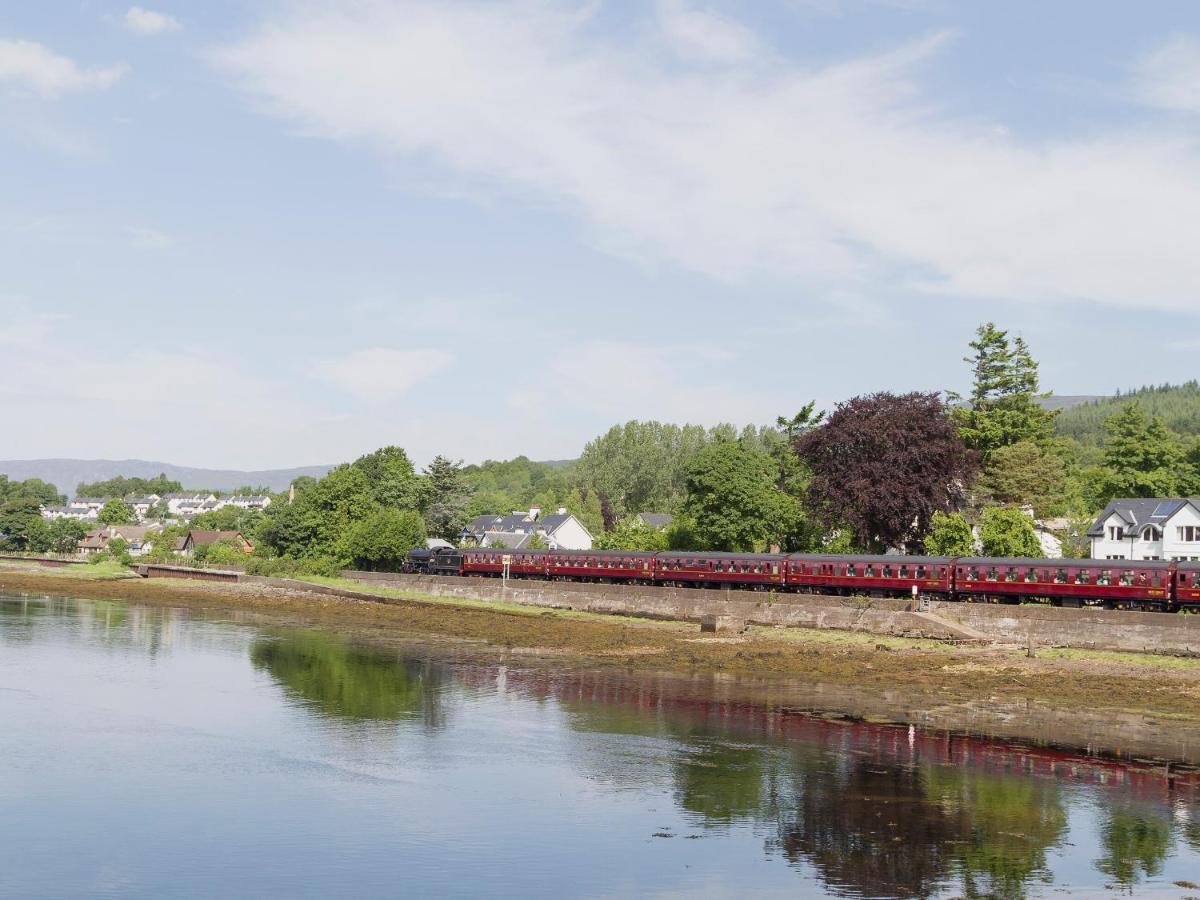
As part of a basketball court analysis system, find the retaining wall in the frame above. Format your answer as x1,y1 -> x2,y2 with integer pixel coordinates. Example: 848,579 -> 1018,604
338,572 -> 962,639
931,600 -> 1200,655
0,554 -> 87,568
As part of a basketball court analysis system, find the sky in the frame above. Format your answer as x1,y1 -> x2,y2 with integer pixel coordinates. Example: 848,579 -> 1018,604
2,1 -> 1200,470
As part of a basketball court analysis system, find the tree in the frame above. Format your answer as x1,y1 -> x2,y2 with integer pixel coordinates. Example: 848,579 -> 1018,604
423,455 -> 470,541
75,473 -> 182,499
97,499 -> 136,525
46,518 -> 88,554
592,518 -> 670,551
951,323 -> 1056,460
681,441 -> 787,551
797,392 -> 977,552
338,508 -> 426,571
978,507 -> 1042,557
1099,402 -> 1185,501
105,536 -> 132,565
924,511 -> 976,556
351,446 -> 426,510
976,440 -> 1067,516
0,497 -> 47,550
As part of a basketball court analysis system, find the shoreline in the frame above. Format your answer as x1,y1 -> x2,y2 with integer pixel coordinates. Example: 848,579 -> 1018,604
4,565 -> 1200,765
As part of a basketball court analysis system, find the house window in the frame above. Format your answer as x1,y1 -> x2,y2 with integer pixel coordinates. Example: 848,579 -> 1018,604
1178,526 -> 1200,542
1142,526 -> 1162,541
1107,526 -> 1125,541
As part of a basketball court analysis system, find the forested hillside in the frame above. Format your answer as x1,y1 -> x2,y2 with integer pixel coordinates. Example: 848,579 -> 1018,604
1055,382 -> 1200,445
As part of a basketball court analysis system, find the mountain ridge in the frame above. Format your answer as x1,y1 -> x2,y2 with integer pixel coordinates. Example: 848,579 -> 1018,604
0,458 -> 335,496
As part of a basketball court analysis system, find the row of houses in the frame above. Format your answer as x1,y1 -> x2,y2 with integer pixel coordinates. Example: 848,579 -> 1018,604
77,525 -> 254,558
41,492 -> 271,524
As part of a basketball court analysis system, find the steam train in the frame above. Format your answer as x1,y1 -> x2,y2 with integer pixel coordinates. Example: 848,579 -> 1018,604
406,547 -> 1200,612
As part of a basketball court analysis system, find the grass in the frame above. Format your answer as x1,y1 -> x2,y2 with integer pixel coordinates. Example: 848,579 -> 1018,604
290,575 -> 688,629
0,559 -> 135,580
747,624 -> 950,652
1033,646 -> 1200,671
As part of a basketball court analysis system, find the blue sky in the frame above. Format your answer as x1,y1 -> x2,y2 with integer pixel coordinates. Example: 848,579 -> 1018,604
3,1 -> 1200,469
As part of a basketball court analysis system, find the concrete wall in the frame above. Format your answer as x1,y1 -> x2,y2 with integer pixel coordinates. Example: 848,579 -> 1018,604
931,599 -> 1200,654
339,571 -> 962,639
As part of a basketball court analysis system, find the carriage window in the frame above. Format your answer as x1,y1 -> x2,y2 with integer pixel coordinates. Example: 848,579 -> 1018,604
1025,568 -> 1038,582
986,567 -> 998,581
846,563 -> 856,576
772,564 -> 779,575
1005,567 -> 1018,582
865,565 -> 876,577
1054,569 -> 1067,584
753,564 -> 762,574
915,565 -> 926,578
1097,569 -> 1112,586
1075,570 -> 1090,584
967,567 -> 979,580
1151,571 -> 1162,587
899,565 -> 909,578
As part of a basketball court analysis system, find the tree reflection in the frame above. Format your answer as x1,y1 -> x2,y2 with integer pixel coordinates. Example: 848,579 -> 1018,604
1094,804 -> 1175,888
924,766 -> 1065,898
250,631 -> 446,726
674,740 -> 767,825
775,758 -> 960,898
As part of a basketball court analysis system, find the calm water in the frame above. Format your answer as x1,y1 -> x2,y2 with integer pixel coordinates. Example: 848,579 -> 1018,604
2,594 -> 1200,899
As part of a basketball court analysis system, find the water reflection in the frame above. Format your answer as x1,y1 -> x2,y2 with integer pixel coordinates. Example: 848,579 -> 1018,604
250,630 -> 447,728
4,593 -> 1200,899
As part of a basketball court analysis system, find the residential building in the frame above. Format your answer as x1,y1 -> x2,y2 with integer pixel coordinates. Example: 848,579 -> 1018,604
41,505 -> 98,523
1088,498 -> 1200,561
175,530 -> 254,557
467,507 -> 593,550
126,496 -> 160,520
70,498 -> 106,512
636,513 -> 674,530
225,494 -> 272,511
77,525 -> 160,556
164,493 -> 218,516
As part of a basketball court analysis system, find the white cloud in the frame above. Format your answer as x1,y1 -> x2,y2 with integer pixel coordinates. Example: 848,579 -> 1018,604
213,5 -> 1200,315
0,297 -> 68,348
316,347 -> 453,400
126,225 -> 174,250
655,0 -> 761,64
124,7 -> 183,36
1136,35 -> 1200,114
0,39 -> 128,99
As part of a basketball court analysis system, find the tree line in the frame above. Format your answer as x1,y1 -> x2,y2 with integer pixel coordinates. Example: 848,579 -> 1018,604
4,322 -> 1199,565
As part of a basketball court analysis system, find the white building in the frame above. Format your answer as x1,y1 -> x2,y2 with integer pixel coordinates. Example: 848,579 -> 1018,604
467,507 -> 594,550
41,505 -> 98,523
163,493 -> 218,516
1088,498 -> 1200,561
225,494 -> 272,511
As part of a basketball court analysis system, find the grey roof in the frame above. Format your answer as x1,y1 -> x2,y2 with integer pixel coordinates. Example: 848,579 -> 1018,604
537,513 -> 573,534
495,513 -> 536,531
637,513 -> 674,529
1087,498 -> 1200,536
481,531 -> 532,549
465,515 -> 502,535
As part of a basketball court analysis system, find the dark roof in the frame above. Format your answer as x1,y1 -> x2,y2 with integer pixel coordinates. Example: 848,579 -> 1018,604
183,530 -> 248,548
957,556 -> 1175,568
537,513 -> 573,533
1087,498 -> 1200,537
494,513 -> 535,532
464,515 -> 501,534
480,531 -> 532,549
638,513 -> 674,528
658,551 -> 785,560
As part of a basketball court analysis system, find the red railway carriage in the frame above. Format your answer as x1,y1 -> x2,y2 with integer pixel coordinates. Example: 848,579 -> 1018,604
547,550 -> 655,582
786,554 -> 954,597
954,558 -> 1175,609
461,548 -> 547,577
1174,562 -> 1200,608
654,552 -> 785,588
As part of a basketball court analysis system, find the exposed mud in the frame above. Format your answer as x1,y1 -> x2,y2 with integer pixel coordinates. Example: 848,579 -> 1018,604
4,567 -> 1200,762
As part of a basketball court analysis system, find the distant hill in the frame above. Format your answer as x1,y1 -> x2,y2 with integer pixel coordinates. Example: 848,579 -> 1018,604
1038,395 -> 1108,412
0,459 -> 334,497
1055,382 -> 1200,445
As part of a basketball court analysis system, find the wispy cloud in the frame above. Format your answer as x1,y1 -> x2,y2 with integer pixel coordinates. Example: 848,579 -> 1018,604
0,39 -> 127,99
212,4 -> 1200,315
124,7 -> 183,36
316,347 -> 453,401
1135,35 -> 1200,114
126,225 -> 174,250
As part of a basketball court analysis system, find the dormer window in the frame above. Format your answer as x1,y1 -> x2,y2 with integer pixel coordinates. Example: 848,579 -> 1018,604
1141,526 -> 1162,542
1107,525 -> 1124,541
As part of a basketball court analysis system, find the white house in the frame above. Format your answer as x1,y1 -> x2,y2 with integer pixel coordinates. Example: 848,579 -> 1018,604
69,498 -> 106,512
225,494 -> 272,511
1088,498 -> 1200,561
163,493 -> 217,516
41,505 -> 98,523
468,507 -> 594,550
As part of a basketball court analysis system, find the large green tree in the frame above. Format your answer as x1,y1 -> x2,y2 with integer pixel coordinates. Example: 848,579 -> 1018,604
422,455 -> 470,541
339,508 -> 427,571
97,499 -> 136,525
951,323 -> 1056,460
351,446 -> 427,510
0,497 -> 46,550
1099,402 -> 1186,500
680,440 -> 787,551
75,473 -> 182,499
975,440 -> 1066,516
978,507 -> 1042,557
797,392 -> 977,552
924,511 -> 976,556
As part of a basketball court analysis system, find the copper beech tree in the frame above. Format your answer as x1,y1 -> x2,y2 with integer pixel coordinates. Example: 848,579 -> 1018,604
796,392 -> 977,552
